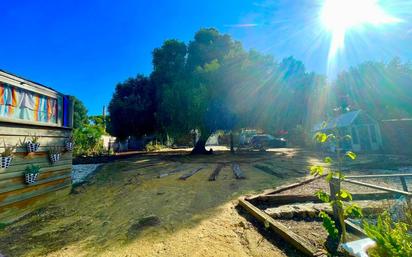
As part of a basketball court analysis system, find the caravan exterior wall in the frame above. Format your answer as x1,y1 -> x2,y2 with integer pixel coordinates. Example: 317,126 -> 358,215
0,70 -> 73,223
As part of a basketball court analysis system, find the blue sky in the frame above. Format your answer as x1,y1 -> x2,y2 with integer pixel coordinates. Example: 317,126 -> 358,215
1,0 -> 411,114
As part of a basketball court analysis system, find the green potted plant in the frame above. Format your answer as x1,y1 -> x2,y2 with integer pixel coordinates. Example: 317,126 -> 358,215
65,135 -> 74,152
1,140 -> 17,169
24,164 -> 40,184
26,134 -> 40,152
48,146 -> 62,164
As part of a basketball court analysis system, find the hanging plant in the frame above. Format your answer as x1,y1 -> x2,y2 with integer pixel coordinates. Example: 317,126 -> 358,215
26,134 -> 40,153
24,164 -> 40,184
65,135 -> 74,152
48,146 -> 62,164
1,140 -> 17,169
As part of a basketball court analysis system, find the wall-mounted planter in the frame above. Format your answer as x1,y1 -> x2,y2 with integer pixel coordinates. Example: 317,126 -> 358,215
49,153 -> 61,164
27,141 -> 40,153
0,156 -> 13,169
65,141 -> 74,152
24,173 -> 38,184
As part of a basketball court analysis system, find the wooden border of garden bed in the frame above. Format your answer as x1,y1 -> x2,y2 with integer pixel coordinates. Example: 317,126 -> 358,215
238,174 -> 412,256
239,176 -> 325,256
238,197 -> 318,256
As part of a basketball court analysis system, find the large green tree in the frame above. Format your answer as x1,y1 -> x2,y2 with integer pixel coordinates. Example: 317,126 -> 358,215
71,96 -> 88,129
109,28 -> 331,152
154,28 -> 244,154
334,58 -> 412,120
108,75 -> 157,140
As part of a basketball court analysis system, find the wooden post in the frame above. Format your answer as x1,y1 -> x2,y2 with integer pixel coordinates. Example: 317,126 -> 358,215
329,178 -> 341,229
400,177 -> 409,192
192,131 -> 197,147
400,176 -> 411,208
230,132 -> 234,153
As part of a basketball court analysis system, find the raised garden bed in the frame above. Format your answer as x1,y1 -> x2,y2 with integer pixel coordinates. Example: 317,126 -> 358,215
238,173 -> 412,256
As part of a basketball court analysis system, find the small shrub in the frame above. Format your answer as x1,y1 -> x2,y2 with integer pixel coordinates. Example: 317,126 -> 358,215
1,140 -> 17,157
29,134 -> 40,144
364,211 -> 412,257
73,125 -> 105,156
24,164 -> 41,175
145,141 -> 165,152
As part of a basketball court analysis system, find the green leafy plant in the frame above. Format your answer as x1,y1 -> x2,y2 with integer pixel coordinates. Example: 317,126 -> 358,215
1,140 -> 17,157
67,135 -> 74,143
29,134 -> 40,144
311,129 -> 363,246
364,211 -> 412,257
73,122 -> 105,157
145,141 -> 165,152
18,136 -> 27,147
24,164 -> 41,175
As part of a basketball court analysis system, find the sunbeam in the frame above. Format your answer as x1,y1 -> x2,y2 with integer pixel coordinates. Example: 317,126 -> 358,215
320,0 -> 401,76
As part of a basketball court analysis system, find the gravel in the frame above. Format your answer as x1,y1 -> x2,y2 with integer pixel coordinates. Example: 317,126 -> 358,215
71,164 -> 101,184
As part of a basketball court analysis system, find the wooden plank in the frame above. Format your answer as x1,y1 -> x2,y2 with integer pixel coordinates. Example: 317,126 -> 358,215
254,192 -> 399,205
0,160 -> 72,174
158,165 -> 184,178
179,166 -> 204,180
400,177 -> 409,192
208,163 -> 223,181
346,174 -> 412,179
0,177 -> 71,206
0,168 -> 71,189
329,178 -> 341,227
0,124 -> 71,137
345,220 -> 367,238
0,165 -> 72,184
0,173 -> 71,194
0,135 -> 69,150
0,185 -> 71,223
0,180 -> 71,208
246,175 -> 324,201
0,163 -> 72,180
254,164 -> 285,178
343,178 -> 412,196
2,153 -> 72,167
232,163 -> 245,179
238,198 -> 318,256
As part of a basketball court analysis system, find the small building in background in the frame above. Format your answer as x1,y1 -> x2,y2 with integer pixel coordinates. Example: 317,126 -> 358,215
0,70 -> 73,223
313,110 -> 383,152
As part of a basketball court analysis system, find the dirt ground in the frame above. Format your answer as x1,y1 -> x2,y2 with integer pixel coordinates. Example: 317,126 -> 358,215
0,149 -> 411,257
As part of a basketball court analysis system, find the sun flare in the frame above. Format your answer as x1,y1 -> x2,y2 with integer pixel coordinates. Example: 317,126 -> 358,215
321,0 -> 401,62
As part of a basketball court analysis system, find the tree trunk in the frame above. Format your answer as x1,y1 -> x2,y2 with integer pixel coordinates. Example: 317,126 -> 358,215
191,131 -> 212,155
230,132 -> 234,153
192,132 -> 197,147
191,138 -> 212,154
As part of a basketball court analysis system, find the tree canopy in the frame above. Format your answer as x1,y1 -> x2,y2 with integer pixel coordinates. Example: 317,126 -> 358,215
71,96 -> 88,129
107,27 -> 412,151
108,75 -> 156,140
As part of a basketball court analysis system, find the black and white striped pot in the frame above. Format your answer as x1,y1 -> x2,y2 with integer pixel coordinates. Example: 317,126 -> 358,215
27,142 -> 40,152
25,173 -> 38,184
49,153 -> 61,164
0,156 -> 12,169
65,142 -> 74,152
